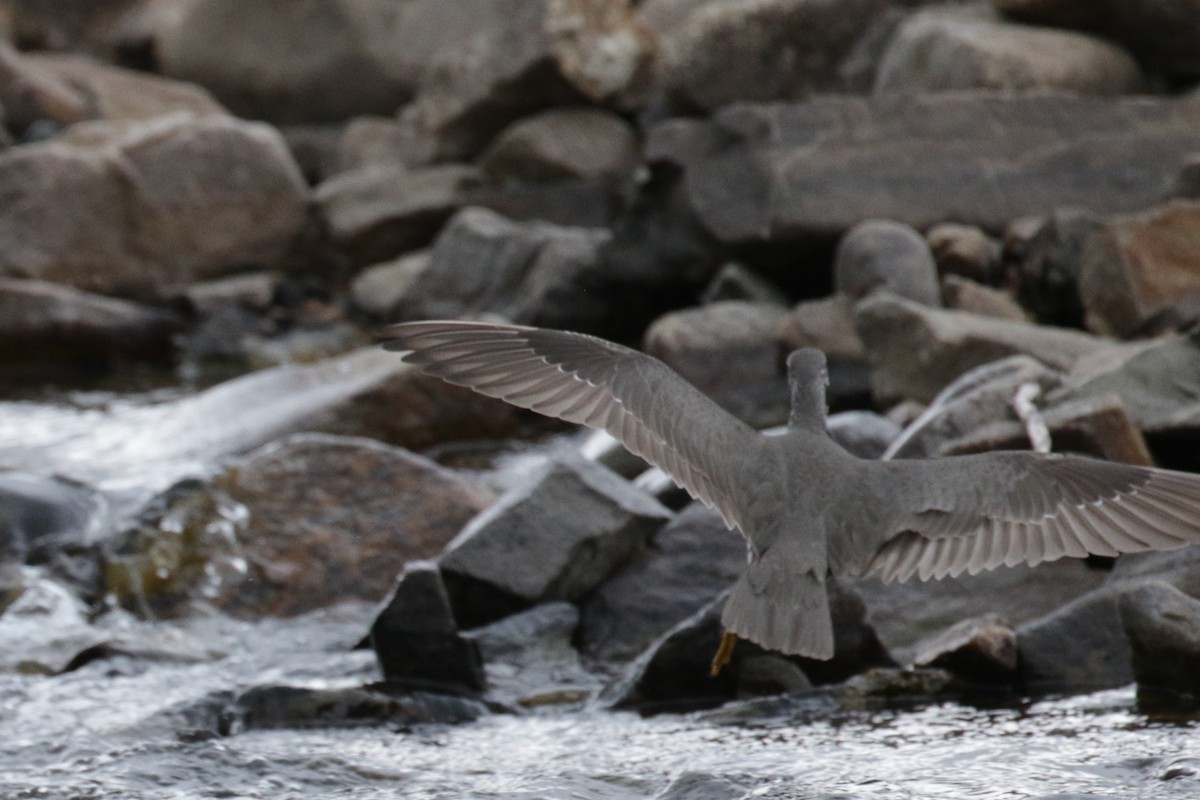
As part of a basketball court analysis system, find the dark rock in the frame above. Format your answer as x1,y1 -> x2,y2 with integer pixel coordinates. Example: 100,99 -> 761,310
644,301 -> 790,426
0,278 -> 182,377
0,472 -> 105,565
834,666 -> 954,710
1016,587 -> 1132,692
392,207 -> 613,333
912,613 -> 1018,685
833,219 -> 941,306
578,502 -> 747,664
875,6 -> 1142,95
1078,200 -> 1200,338
701,263 -> 789,306
478,108 -> 639,182
470,174 -> 627,230
440,457 -> 670,628
1119,580 -> 1200,703
1177,154 -> 1200,200
211,433 -> 492,617
826,411 -> 902,459
647,94 -> 1200,243
349,251 -> 431,318
1010,209 -> 1101,329
279,123 -> 343,185
797,578 -> 895,685
9,0 -> 147,57
996,0 -> 1200,78
659,0 -> 895,111
0,114 -> 309,299
736,654 -> 812,698
315,164 -> 481,267
223,684 -> 485,733
855,293 -> 1110,405
942,276 -> 1027,322
1108,546 -> 1200,604
370,561 -> 484,693
927,222 -> 1000,284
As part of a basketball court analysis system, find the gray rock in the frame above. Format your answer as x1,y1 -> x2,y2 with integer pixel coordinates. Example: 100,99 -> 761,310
646,94 -> 1200,243
0,39 -> 89,134
1108,545 -> 1200,601
875,6 -> 1142,95
223,684 -> 486,732
942,276 -> 1027,322
315,164 -> 481,267
701,263 -> 789,306
335,116 -> 408,175
855,293 -> 1110,405
392,207 -> 613,333
826,411 -> 902,460
0,472 -> 106,565
912,613 -> 1017,685
1118,580 -> 1200,702
370,561 -> 484,693
0,576 -> 105,674
578,502 -> 747,663
1016,587 -> 1132,692
833,219 -> 941,307
180,271 -> 281,318
479,108 -> 639,182
1010,209 -> 1102,329
440,457 -> 671,628
643,301 -> 790,427
654,771 -> 756,800
926,222 -> 1000,284
349,251 -> 431,319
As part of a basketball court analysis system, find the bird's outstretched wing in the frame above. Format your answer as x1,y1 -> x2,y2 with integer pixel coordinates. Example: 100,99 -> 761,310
864,452 -> 1200,583
382,321 -> 763,531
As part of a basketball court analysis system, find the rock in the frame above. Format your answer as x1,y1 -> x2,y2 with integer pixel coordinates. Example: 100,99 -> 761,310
336,116 -> 408,175
1016,587 -> 1132,692
391,207 -> 613,333
942,275 -> 1027,322
1078,201 -> 1200,338
797,578 -> 894,685
736,654 -> 812,698
1118,581 -> 1200,702
850,558 -> 1107,664
0,114 -> 309,298
654,772 -> 757,800
315,164 -> 482,267
578,502 -> 747,664
835,666 -> 954,710
996,0 -> 1200,78
180,272 -> 281,319
440,457 -> 671,628
1177,154 -> 1200,200
883,355 -> 1065,459
467,601 -> 600,709
470,174 -> 628,230
223,684 -> 486,732
646,94 -> 1200,243
0,278 -> 182,378
1108,545 -> 1200,600
543,0 -> 657,106
210,433 -> 493,617
855,293 -> 1111,405
370,561 -> 484,694
349,251 -> 431,319
478,108 -> 640,182
875,6 -> 1142,95
833,219 -> 941,306
26,52 -> 227,122
644,301 -> 790,426
660,0 -> 894,111
0,472 -> 105,565
826,411 -> 902,459
926,223 -> 1000,284
1010,209 -> 1102,329
279,123 -> 343,185
701,263 -> 789,306
0,576 -> 104,674
911,613 -> 1017,685
9,0 -> 146,53
0,39 -> 89,134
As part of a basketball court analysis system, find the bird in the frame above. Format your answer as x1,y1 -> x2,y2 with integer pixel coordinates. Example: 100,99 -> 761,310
382,320 -> 1200,669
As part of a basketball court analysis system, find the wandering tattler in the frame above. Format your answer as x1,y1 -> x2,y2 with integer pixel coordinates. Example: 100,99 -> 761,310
383,321 -> 1200,666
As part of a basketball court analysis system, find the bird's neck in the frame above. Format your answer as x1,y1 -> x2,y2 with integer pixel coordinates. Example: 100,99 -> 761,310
788,385 -> 829,435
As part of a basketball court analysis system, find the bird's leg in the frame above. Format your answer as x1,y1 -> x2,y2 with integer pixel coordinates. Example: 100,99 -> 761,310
710,630 -> 738,677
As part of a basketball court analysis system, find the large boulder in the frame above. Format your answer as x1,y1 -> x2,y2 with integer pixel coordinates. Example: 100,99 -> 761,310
0,114 -> 309,298
1016,587 -> 1132,692
1119,580 -> 1200,703
647,94 -> 1200,243
833,219 -> 940,306
478,108 -> 640,182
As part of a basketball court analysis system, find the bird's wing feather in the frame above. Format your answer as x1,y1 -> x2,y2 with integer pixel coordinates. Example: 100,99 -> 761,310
382,321 -> 763,531
864,452 -> 1200,583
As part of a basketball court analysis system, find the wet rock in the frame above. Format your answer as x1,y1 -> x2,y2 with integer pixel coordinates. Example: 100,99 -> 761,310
468,601 -> 600,709
644,301 -> 789,427
875,6 -> 1142,95
927,223 -> 1000,284
0,39 -> 89,134
0,278 -> 182,377
26,52 -> 227,122
942,276 -> 1027,322
647,94 -> 1200,243
223,684 -> 486,733
315,164 -> 481,267
578,503 -> 747,664
1010,209 -> 1101,329
0,114 -> 309,298
441,457 -> 670,629
1118,580 -> 1200,702
855,293 -> 1110,405
0,576 -> 104,674
834,219 -> 941,306
701,263 -> 789,306
1078,201 -> 1200,338
370,561 -> 484,694
348,251 -> 431,319
0,472 -> 106,565
736,654 -> 812,698
211,433 -> 492,618
912,614 -> 1017,685
826,411 -> 901,460
660,0 -> 894,111
392,207 -> 612,333
654,772 -> 757,800
996,0 -> 1200,78
1016,587 -> 1132,692
478,108 -> 639,182
835,666 -> 954,710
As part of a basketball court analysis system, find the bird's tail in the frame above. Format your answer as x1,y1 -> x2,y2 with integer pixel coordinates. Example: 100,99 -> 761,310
721,566 -> 834,660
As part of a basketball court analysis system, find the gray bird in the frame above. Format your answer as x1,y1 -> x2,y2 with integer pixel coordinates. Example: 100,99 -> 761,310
383,321 -> 1200,665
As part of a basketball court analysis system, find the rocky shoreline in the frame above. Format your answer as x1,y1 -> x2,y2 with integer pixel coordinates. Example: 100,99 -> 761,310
3,0 -> 1200,743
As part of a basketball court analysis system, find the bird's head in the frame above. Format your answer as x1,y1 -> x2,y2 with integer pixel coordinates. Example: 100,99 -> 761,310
786,348 -> 829,431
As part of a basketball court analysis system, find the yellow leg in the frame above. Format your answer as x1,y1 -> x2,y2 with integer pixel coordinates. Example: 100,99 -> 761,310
710,631 -> 738,677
